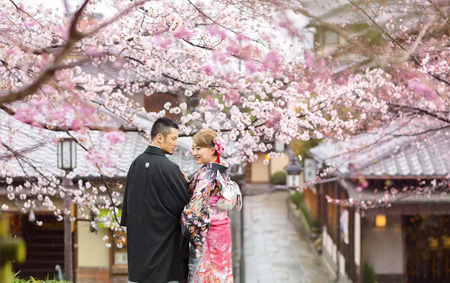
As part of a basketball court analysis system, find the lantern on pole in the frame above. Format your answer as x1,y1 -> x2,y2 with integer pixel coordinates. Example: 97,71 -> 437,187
285,149 -> 303,189
57,138 -> 77,170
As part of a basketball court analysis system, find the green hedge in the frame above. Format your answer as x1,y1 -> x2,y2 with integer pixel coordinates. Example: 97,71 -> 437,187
289,192 -> 318,230
270,171 -> 286,185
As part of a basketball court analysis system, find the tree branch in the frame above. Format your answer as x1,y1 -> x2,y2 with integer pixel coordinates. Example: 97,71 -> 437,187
388,103 -> 450,124
82,0 -> 149,38
8,0 -> 45,28
0,141 -> 68,193
398,19 -> 434,62
347,0 -> 450,86
0,105 -> 142,133
0,0 -> 89,106
427,0 -> 449,21
0,0 -> 153,106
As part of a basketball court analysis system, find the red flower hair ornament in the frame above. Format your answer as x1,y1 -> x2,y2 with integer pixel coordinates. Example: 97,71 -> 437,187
213,136 -> 225,163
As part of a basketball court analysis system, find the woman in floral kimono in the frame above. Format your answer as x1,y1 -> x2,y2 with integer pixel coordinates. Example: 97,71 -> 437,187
181,129 -> 236,283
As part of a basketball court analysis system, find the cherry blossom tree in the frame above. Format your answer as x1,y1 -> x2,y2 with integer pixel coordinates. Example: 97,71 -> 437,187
288,0 -> 450,207
0,0 -> 448,233
0,0 -> 359,236
291,0 -> 449,132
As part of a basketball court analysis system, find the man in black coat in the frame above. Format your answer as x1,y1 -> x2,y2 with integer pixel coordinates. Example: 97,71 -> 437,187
120,118 -> 190,283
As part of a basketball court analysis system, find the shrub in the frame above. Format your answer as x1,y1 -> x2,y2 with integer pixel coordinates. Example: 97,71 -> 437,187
290,191 -> 303,206
363,262 -> 377,283
270,171 -> 286,185
11,271 -> 68,283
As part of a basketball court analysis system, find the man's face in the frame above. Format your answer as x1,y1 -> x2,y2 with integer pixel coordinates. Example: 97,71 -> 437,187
159,128 -> 179,155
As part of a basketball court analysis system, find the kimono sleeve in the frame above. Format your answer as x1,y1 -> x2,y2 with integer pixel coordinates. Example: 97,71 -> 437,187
181,178 -> 214,246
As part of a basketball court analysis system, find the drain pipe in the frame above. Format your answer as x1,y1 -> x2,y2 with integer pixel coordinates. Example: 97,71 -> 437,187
239,181 -> 245,283
335,181 -> 340,282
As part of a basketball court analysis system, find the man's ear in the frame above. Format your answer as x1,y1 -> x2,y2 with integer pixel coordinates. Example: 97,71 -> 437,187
156,133 -> 165,143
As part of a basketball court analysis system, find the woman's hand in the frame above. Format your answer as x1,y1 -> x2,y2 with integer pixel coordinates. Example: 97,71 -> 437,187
182,171 -> 190,183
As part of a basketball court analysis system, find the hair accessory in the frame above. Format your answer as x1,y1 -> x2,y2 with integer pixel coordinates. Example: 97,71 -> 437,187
213,136 -> 225,154
213,136 -> 225,163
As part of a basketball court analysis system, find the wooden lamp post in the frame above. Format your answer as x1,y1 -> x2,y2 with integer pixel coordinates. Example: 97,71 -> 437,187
57,138 -> 77,282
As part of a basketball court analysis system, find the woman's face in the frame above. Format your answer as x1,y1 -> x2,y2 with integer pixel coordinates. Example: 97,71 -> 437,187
192,142 -> 216,164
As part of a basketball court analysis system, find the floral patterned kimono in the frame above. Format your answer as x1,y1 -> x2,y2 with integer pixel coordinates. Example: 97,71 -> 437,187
181,162 -> 234,283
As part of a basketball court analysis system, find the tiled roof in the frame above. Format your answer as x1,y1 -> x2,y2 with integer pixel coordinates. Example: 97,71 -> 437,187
0,111 -> 200,179
310,126 -> 450,178
338,178 -> 450,203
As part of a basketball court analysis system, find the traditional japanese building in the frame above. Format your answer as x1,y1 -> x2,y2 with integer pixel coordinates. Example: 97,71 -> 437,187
306,128 -> 450,283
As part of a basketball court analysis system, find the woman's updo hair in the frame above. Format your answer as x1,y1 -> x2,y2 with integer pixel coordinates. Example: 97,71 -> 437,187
193,129 -> 218,155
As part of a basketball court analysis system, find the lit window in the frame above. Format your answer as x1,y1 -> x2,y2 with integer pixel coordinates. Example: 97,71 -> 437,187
375,214 -> 387,227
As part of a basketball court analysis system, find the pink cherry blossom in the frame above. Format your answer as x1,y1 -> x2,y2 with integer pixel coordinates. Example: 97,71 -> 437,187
76,105 -> 96,117
201,65 -> 214,76
212,50 -> 227,62
263,51 -> 282,72
41,85 -> 56,95
207,26 -> 227,40
235,33 -> 248,42
173,28 -> 194,40
71,119 -> 84,131
245,61 -> 260,73
14,108 -> 38,124
225,45 -> 239,56
408,79 -> 437,101
155,36 -> 173,48
23,20 -> 37,28
106,132 -> 125,144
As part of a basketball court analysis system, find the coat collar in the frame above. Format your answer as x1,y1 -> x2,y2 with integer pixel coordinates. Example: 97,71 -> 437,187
144,145 -> 166,156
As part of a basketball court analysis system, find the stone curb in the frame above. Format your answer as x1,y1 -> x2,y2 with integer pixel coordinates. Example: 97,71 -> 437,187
287,192 -> 337,282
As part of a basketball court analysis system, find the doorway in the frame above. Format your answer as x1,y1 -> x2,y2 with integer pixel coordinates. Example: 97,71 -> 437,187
405,215 -> 450,283
12,214 -> 66,280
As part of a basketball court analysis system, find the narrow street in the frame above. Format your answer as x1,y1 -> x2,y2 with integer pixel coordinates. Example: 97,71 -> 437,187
244,189 -> 332,283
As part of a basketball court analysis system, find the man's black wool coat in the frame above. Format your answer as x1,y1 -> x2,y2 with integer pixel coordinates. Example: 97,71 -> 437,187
120,146 -> 190,283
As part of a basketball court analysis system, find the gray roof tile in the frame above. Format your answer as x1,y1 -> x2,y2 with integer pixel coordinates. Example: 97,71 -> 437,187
310,126 -> 450,178
0,111 -> 200,179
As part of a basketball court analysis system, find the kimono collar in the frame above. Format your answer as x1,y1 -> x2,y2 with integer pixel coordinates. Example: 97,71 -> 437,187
205,162 -> 229,174
144,145 -> 166,156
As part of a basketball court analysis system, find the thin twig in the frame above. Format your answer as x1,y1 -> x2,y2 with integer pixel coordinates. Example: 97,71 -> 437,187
347,0 -> 450,86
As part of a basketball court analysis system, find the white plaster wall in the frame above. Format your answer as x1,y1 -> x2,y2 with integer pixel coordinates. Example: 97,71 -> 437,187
362,214 -> 404,274
251,153 -> 270,183
269,153 -> 289,176
323,228 -> 346,277
323,228 -> 337,264
77,221 -> 110,267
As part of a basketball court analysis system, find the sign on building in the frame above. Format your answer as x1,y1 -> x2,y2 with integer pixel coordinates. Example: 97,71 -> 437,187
304,158 -> 318,182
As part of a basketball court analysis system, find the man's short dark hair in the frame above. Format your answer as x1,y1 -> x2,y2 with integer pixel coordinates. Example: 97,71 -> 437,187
150,117 -> 179,140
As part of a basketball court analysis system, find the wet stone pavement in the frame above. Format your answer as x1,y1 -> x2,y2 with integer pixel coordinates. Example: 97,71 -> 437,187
243,189 -> 333,283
